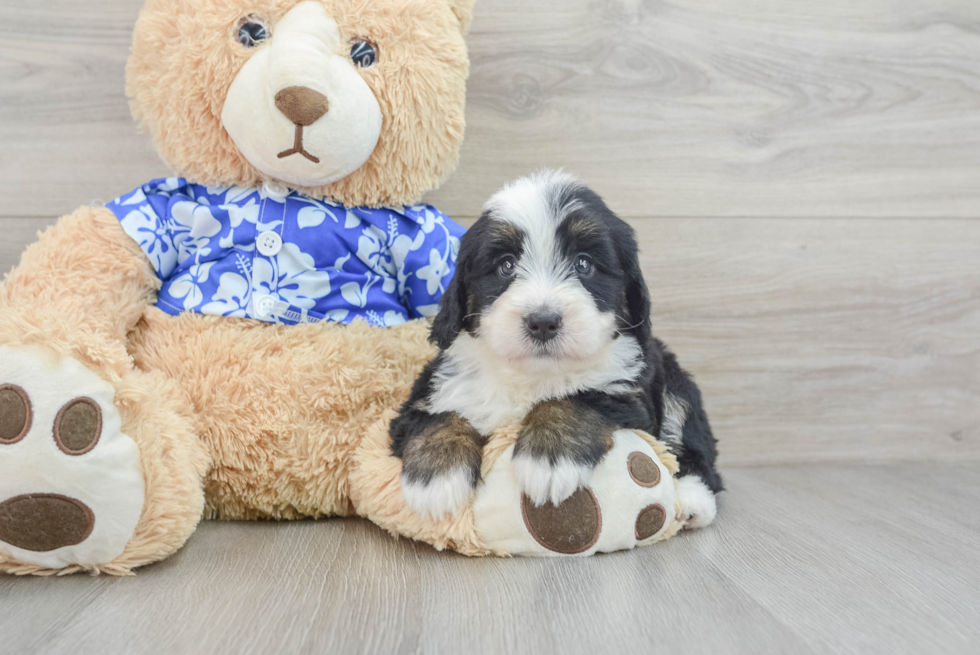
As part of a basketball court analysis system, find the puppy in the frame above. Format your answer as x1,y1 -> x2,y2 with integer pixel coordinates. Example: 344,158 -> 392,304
390,171 -> 722,528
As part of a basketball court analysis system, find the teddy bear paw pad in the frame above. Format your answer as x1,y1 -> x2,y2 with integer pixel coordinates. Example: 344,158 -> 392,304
521,488 -> 601,555
0,346 -> 144,570
474,429 -> 677,556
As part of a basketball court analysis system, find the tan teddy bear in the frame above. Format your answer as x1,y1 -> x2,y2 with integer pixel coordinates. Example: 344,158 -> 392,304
0,0 -> 680,576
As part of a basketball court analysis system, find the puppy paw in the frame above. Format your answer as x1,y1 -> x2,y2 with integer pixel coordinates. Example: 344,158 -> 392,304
512,398 -> 613,507
512,453 -> 594,507
400,468 -> 475,520
675,475 -> 718,530
397,414 -> 483,520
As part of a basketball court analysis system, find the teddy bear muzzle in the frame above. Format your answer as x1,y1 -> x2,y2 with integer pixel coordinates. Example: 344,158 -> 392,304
221,1 -> 383,188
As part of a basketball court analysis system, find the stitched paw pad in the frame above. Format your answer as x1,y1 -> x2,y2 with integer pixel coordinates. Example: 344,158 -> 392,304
0,347 -> 144,570
474,430 -> 677,556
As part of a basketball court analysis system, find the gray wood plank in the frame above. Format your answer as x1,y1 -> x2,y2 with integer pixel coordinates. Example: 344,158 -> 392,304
2,215 -> 978,465
1,464 -> 977,655
1,218 -> 58,274
2,1 -> 980,219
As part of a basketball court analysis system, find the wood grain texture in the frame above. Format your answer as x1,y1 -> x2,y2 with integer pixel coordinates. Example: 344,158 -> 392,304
2,216 -> 978,464
1,464 -> 978,655
2,1 -> 980,218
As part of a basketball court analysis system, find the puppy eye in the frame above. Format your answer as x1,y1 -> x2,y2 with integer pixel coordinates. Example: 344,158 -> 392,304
574,255 -> 595,277
238,16 -> 271,48
497,256 -> 518,278
350,40 -> 379,68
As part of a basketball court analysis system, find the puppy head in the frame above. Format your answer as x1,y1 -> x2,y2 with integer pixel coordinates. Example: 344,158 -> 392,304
431,171 -> 651,363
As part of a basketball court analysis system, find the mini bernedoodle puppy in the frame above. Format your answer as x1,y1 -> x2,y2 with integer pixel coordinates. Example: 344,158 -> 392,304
391,171 -> 722,529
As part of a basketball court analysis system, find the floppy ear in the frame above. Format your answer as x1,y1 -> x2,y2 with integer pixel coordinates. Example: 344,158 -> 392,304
429,263 -> 468,350
448,0 -> 475,35
617,227 -> 652,342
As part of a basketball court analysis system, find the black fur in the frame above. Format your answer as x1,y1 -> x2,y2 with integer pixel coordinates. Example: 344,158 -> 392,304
394,175 -> 722,502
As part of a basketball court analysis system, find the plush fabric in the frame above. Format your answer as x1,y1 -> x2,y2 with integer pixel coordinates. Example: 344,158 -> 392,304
128,0 -> 471,207
0,0 -> 684,576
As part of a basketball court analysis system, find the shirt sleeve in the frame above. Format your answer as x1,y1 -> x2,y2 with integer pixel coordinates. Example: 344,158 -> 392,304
395,205 -> 466,320
105,178 -> 189,281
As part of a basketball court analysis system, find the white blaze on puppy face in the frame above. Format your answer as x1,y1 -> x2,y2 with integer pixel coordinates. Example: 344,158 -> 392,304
221,1 -> 384,188
480,172 -> 617,364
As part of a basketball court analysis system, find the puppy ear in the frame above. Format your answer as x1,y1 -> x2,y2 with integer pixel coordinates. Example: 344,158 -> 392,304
618,228 -> 652,341
429,264 -> 468,350
447,0 -> 475,35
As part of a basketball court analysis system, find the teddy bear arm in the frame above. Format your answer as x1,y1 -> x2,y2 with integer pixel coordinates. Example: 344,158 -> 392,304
0,205 -> 160,366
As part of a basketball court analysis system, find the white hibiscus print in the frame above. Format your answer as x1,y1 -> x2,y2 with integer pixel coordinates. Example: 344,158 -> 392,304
296,198 -> 345,228
341,276 -> 380,308
416,248 -> 451,296
200,272 -> 250,317
253,242 -> 332,310
168,262 -> 216,311
356,224 -> 396,276
170,201 -> 223,266
119,206 -> 178,277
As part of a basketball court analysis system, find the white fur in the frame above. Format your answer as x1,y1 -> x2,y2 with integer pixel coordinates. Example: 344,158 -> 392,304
661,393 -> 689,443
481,171 -> 612,365
400,468 -> 474,520
222,1 -> 383,187
428,171 -> 645,434
429,332 -> 644,435
675,475 -> 718,530
512,453 -> 594,507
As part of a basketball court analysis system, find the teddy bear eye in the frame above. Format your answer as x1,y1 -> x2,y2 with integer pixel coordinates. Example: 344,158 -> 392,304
238,16 -> 270,48
350,40 -> 378,68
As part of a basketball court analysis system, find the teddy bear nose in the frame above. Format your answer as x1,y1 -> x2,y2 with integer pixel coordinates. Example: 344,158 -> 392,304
274,86 -> 330,126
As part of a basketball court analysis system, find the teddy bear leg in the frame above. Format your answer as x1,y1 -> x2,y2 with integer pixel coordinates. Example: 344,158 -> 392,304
0,351 -> 209,575
0,207 -> 207,574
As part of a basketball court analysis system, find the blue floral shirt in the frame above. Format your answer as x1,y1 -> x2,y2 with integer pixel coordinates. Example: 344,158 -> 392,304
106,178 -> 464,326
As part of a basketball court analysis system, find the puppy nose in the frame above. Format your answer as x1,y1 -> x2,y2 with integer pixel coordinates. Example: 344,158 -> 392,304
275,86 -> 330,126
525,312 -> 563,342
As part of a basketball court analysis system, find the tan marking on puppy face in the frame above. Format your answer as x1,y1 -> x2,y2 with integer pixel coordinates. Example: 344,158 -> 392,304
129,0 -> 470,207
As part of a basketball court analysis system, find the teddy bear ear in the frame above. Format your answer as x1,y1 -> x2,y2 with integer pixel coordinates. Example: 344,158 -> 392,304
448,0 -> 475,35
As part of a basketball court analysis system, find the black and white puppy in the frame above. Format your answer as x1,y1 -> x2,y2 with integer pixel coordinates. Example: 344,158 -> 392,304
390,171 -> 722,528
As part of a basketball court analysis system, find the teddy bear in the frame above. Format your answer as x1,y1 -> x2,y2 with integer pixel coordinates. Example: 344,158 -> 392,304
0,0 -> 681,576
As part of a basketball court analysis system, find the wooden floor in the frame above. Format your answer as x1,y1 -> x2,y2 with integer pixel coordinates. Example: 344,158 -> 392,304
2,0 -> 979,653
2,464 -> 979,655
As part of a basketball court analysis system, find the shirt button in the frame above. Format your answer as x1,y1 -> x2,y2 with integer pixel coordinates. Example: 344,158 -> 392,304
263,181 -> 290,201
254,294 -> 278,319
256,231 -> 283,257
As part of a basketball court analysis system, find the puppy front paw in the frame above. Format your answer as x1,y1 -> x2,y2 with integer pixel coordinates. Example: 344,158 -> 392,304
512,453 -> 594,507
400,468 -> 476,520
675,475 -> 718,530
397,414 -> 483,520
512,399 -> 614,507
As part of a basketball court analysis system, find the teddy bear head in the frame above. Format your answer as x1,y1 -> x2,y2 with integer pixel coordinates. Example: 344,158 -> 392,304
127,0 -> 474,207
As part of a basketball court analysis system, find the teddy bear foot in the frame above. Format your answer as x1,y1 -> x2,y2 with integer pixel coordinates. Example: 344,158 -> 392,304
0,346 -> 145,571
